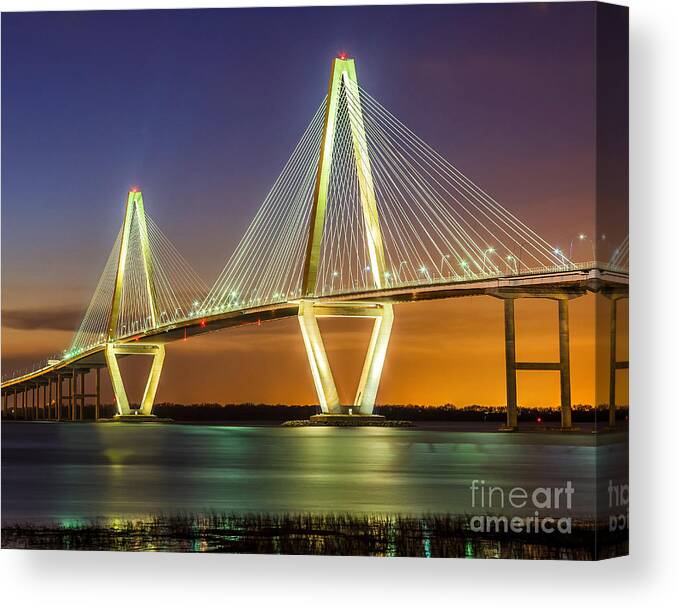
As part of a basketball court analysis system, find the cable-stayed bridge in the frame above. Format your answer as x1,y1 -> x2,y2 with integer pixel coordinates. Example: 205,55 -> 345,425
1,56 -> 628,429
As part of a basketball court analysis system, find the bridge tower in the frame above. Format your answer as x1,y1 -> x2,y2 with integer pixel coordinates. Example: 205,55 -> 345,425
299,56 -> 393,416
105,189 -> 165,417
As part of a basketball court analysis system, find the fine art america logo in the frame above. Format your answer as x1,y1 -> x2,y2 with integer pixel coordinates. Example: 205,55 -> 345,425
469,480 -> 575,534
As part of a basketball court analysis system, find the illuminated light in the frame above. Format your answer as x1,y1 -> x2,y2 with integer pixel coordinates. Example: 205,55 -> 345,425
338,52 -> 348,60
193,301 -> 199,307
486,247 -> 495,254
554,248 -> 562,256
200,319 -> 206,328
460,261 -> 468,267
384,271 -> 391,278
364,265 -> 371,272
578,233 -> 586,240
332,271 -> 339,277
537,417 -> 543,424
507,255 -> 514,261
419,266 -> 427,274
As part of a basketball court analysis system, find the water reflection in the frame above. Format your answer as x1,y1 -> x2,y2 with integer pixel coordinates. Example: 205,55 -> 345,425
1,423 -> 627,524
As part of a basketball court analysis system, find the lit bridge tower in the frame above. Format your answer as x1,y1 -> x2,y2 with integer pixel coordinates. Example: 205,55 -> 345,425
299,55 -> 394,417
106,189 -> 165,417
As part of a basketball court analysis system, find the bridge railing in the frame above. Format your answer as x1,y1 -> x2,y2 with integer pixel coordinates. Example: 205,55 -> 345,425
310,260 -> 625,299
1,353 -> 63,384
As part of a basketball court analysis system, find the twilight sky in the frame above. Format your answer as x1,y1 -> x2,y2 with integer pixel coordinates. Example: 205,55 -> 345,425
1,3 -> 627,406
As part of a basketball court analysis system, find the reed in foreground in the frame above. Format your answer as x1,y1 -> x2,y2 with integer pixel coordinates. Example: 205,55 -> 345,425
2,512 -> 627,559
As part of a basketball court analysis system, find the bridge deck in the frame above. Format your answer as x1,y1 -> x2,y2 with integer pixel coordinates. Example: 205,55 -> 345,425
2,266 -> 627,390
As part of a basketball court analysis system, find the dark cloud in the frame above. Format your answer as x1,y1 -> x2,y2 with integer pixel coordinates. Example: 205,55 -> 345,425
2,307 -> 82,331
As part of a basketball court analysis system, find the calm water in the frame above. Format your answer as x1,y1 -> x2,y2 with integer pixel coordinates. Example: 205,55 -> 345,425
1,422 -> 627,524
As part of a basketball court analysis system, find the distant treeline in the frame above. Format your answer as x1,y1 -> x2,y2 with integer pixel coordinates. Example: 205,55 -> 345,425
136,402 -> 630,423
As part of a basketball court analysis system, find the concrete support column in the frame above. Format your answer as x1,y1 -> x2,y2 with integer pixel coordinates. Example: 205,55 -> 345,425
56,374 -> 63,420
298,301 -> 393,415
298,301 -> 341,413
48,379 -> 53,420
80,371 -> 86,420
69,373 -> 75,421
95,367 -> 101,421
609,298 -> 618,428
558,300 -> 572,429
354,304 -> 394,414
23,387 -> 28,420
503,298 -> 518,429
105,343 -> 165,416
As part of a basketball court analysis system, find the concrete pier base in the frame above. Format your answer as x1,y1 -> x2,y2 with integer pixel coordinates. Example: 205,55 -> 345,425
310,413 -> 385,424
105,413 -> 173,423
284,414 -> 412,427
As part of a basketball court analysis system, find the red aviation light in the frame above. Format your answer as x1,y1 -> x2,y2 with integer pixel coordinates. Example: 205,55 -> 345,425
338,52 -> 348,60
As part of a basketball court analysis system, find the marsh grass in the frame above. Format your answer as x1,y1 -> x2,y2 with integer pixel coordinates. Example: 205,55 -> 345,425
1,512 -> 627,559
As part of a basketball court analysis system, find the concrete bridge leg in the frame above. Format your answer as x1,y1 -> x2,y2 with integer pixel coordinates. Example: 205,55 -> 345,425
503,299 -> 518,429
497,292 -> 580,430
48,379 -> 53,420
609,298 -> 617,427
70,373 -> 75,421
298,301 -> 342,414
105,342 -> 165,416
95,367 -> 101,420
607,295 -> 629,428
298,300 -> 393,415
56,374 -> 63,420
79,371 -> 85,420
558,300 -> 572,429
